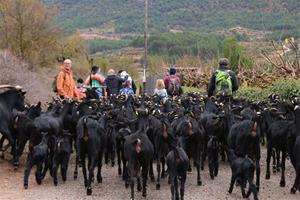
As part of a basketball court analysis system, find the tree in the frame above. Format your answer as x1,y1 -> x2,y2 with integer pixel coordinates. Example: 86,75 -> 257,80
223,37 -> 253,73
0,0 -> 62,68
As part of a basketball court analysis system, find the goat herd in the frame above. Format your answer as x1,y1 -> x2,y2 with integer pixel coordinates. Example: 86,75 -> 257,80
0,85 -> 299,200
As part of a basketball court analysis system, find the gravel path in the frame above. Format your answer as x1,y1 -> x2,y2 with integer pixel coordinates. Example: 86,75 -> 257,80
0,147 -> 299,200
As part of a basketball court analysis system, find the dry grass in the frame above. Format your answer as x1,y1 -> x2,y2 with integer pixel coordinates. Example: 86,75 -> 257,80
0,50 -> 55,104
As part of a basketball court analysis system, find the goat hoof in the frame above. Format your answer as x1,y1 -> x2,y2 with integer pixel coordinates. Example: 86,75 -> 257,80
210,175 -> 214,180
111,162 -> 115,167
137,184 -> 142,192
125,182 -> 129,188
142,191 -> 147,197
265,174 -> 270,180
24,184 -> 28,190
150,175 -> 155,182
97,177 -> 102,183
280,181 -> 285,187
156,183 -> 160,190
197,180 -> 202,186
188,167 -> 192,172
54,181 -> 58,186
86,187 -> 92,195
118,169 -> 122,175
13,161 -> 19,169
36,178 -> 42,185
277,168 -> 280,172
291,187 -> 297,194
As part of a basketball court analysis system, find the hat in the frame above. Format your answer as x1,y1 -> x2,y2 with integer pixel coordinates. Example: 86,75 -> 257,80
120,71 -> 128,78
91,66 -> 99,73
219,58 -> 229,66
169,67 -> 176,75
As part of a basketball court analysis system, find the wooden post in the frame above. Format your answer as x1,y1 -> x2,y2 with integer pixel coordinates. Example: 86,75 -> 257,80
143,0 -> 148,94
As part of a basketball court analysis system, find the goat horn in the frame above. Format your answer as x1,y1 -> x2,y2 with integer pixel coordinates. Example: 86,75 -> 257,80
0,84 -> 14,89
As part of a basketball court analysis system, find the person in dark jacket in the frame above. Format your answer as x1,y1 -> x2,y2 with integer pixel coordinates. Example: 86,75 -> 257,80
105,69 -> 125,96
207,58 -> 239,98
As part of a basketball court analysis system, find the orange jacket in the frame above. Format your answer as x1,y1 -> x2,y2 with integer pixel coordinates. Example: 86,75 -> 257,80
56,65 -> 78,98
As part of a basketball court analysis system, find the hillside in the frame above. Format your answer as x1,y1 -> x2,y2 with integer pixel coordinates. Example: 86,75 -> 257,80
43,0 -> 300,34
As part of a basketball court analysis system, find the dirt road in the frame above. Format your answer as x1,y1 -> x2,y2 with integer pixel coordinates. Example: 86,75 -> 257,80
0,148 -> 299,200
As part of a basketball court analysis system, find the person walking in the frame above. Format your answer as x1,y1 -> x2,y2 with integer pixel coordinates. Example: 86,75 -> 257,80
153,79 -> 168,101
56,59 -> 78,100
207,58 -> 239,98
84,66 -> 106,98
105,69 -> 125,96
163,66 -> 182,96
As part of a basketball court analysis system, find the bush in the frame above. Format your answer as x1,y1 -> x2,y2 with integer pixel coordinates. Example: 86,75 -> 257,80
182,86 -> 202,94
234,87 -> 269,102
234,79 -> 300,102
223,36 -> 253,73
270,79 -> 300,101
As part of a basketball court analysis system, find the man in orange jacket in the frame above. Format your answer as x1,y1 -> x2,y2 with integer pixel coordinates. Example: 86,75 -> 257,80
56,59 -> 78,100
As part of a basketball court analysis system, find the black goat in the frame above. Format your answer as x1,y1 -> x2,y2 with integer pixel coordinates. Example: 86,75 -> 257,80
124,131 -> 154,200
116,127 -> 131,180
52,132 -> 72,186
0,87 -> 26,157
76,115 -> 105,195
207,135 -> 219,179
167,147 -> 189,200
288,105 -> 300,194
24,132 -> 49,189
228,149 -> 258,200
228,120 -> 261,191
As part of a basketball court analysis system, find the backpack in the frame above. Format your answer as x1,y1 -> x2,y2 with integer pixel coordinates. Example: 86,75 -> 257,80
167,76 -> 180,95
52,72 -> 65,93
215,69 -> 232,96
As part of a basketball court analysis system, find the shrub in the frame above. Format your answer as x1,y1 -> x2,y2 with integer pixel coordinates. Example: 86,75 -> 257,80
234,86 -> 269,102
182,86 -> 202,94
270,79 -> 300,101
234,79 -> 300,102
